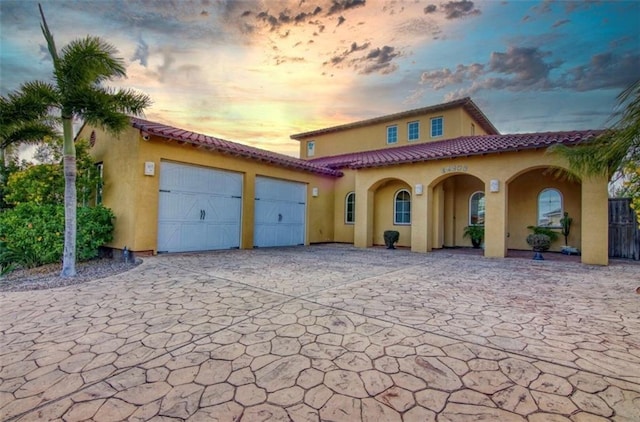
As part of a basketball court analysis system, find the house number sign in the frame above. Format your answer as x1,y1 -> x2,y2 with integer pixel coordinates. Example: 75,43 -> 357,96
441,165 -> 468,173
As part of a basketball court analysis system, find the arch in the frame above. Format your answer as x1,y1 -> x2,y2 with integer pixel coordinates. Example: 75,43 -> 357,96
506,164 -> 580,185
394,189 -> 411,225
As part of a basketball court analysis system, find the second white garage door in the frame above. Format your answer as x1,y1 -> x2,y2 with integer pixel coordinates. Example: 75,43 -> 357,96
157,162 -> 242,253
254,177 -> 306,247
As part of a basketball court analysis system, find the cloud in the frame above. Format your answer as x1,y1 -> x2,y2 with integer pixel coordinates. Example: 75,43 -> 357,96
420,63 -> 484,89
325,43 -> 399,75
327,0 -> 366,16
442,0 -> 481,19
562,52 -> 640,91
488,46 -> 559,85
360,45 -> 399,74
424,4 -> 437,14
552,19 -> 570,28
419,46 -> 639,99
131,37 -> 149,66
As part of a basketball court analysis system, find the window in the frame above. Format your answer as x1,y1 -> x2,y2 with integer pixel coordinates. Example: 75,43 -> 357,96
471,123 -> 475,135
407,121 -> 420,141
394,189 -> 411,224
431,116 -> 443,138
345,192 -> 355,224
95,163 -> 104,205
307,141 -> 315,157
387,125 -> 398,144
469,191 -> 485,225
537,188 -> 563,227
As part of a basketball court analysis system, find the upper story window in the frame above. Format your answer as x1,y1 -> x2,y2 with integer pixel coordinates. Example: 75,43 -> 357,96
431,116 -> 443,138
471,123 -> 475,135
394,189 -> 411,225
307,141 -> 315,157
407,121 -> 420,141
345,192 -> 355,224
469,191 -> 485,225
537,188 -> 563,228
387,125 -> 398,144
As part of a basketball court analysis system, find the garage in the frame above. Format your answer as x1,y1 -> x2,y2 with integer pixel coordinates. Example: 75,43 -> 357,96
254,177 -> 306,247
157,162 -> 242,253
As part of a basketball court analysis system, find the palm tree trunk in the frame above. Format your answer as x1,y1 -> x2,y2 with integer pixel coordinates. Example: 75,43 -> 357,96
0,148 -> 5,208
61,118 -> 76,277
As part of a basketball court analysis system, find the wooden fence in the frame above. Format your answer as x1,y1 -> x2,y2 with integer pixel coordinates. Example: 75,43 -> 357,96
609,198 -> 640,260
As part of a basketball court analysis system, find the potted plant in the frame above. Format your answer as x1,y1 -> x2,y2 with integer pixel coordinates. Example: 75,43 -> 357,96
560,212 -> 572,246
383,230 -> 399,249
526,233 -> 551,260
463,225 -> 484,248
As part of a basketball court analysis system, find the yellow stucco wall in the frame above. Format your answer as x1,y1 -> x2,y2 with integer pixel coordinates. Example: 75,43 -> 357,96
82,125 -> 336,253
332,170 -> 356,243
298,107 -> 488,159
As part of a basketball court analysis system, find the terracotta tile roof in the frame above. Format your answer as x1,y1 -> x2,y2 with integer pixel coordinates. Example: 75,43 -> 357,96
308,130 -> 603,169
290,97 -> 500,139
131,117 -> 342,177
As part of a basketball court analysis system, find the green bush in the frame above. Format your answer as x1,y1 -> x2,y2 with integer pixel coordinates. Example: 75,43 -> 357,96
0,203 -> 114,269
4,138 -> 101,206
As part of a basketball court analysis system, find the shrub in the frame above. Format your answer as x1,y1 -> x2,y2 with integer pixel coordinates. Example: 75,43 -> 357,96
0,203 -> 114,269
526,233 -> 551,252
4,138 -> 101,206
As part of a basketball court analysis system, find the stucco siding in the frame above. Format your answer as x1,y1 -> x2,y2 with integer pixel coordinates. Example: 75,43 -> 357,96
299,107 -> 485,159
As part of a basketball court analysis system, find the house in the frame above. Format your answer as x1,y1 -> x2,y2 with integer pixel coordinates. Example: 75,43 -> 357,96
82,97 -> 609,265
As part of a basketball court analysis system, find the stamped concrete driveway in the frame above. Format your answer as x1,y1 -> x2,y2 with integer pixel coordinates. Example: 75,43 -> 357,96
1,245 -> 639,421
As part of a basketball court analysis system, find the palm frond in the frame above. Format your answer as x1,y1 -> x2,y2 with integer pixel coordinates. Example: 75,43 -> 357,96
57,36 -> 126,90
38,3 -> 59,62
551,79 -> 640,181
1,122 -> 58,149
1,82 -> 58,125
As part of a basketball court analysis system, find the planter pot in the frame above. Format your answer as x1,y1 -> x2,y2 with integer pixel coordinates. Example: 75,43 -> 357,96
383,230 -> 400,249
471,238 -> 482,249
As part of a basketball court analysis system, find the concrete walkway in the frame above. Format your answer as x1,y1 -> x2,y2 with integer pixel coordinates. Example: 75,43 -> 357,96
1,245 -> 639,421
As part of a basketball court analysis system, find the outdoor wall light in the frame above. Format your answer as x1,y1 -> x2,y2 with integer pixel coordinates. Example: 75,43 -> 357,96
490,179 -> 500,192
415,184 -> 423,195
312,187 -> 319,197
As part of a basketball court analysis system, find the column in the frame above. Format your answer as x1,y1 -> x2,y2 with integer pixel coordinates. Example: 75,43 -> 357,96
581,175 -> 609,265
484,179 -> 508,258
354,179 -> 374,248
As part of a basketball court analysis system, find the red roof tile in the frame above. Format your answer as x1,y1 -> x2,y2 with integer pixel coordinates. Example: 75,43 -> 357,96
309,130 -> 603,169
291,97 -> 500,139
131,117 -> 342,177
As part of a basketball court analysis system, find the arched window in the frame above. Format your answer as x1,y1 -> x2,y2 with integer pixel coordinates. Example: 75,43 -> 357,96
345,192 -> 355,224
538,188 -> 563,227
469,191 -> 485,225
394,189 -> 411,224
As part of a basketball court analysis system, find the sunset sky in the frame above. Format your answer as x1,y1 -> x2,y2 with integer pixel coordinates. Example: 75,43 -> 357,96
1,0 -> 639,156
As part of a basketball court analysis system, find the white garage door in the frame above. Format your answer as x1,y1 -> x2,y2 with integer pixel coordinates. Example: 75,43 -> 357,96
254,177 -> 306,247
157,162 -> 242,253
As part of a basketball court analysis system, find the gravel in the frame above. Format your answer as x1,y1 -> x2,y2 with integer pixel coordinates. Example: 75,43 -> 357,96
0,258 -> 142,292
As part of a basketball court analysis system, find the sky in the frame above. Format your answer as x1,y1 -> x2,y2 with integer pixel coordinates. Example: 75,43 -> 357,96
1,0 -> 639,157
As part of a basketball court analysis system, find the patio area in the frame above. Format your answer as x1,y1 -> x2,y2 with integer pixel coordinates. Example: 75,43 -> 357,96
1,244 -> 639,421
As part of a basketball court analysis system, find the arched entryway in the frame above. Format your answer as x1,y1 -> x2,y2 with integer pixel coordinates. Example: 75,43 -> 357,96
369,178 -> 413,248
429,173 -> 486,250
507,167 -> 582,252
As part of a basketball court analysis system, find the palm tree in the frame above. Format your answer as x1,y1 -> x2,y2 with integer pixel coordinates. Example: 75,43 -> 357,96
0,83 -> 57,201
552,79 -> 640,224
38,4 -> 151,277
